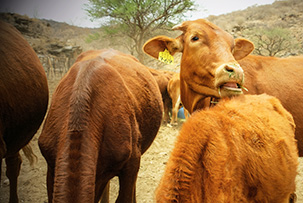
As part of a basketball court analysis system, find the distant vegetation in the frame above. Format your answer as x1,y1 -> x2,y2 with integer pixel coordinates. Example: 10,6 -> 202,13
81,0 -> 303,60
207,0 -> 303,57
85,32 -> 101,44
3,0 -> 302,71
243,27 -> 299,57
84,0 -> 196,62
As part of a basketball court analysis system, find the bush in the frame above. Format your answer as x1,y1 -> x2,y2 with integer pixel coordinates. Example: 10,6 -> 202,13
244,27 -> 299,56
85,32 -> 101,43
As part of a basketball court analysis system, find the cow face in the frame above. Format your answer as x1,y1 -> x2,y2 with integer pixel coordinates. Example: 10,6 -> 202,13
143,19 -> 254,113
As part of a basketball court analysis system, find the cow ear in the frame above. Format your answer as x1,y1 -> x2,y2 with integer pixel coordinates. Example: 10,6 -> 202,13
143,35 -> 183,59
233,38 -> 254,60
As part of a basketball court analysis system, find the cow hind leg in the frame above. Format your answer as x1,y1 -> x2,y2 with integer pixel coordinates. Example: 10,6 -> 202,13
116,158 -> 140,203
0,135 -> 7,184
184,108 -> 190,120
0,135 -> 6,160
46,166 -> 54,203
5,152 -> 22,203
170,96 -> 181,125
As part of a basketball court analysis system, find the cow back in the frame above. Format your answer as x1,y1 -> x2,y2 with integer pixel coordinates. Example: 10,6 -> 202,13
39,49 -> 163,202
156,94 -> 298,202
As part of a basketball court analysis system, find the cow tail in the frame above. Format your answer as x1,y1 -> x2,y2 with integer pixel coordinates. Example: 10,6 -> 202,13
22,143 -> 38,166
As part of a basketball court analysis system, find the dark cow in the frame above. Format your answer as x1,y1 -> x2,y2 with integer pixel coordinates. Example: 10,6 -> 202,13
147,68 -> 175,124
143,18 -> 303,156
0,21 -> 49,202
156,94 -> 298,202
38,49 -> 163,202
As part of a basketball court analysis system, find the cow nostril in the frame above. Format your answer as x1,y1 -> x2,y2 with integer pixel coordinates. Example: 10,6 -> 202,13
224,66 -> 234,73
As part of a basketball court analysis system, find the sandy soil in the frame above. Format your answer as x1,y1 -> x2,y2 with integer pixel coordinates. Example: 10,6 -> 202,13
1,77 -> 302,202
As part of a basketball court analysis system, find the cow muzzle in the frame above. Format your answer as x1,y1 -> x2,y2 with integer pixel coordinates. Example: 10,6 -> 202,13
214,63 -> 245,98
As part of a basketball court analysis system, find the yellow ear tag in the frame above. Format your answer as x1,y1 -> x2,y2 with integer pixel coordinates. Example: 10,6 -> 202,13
158,49 -> 174,65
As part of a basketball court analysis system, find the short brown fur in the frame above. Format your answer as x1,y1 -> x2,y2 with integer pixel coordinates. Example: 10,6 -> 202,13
0,21 -> 49,203
39,49 -> 163,203
156,94 -> 298,202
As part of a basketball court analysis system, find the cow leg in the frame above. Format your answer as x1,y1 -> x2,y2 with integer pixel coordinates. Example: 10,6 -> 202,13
184,108 -> 190,120
170,95 -> 181,125
46,166 -> 54,203
0,159 -> 2,184
5,152 -> 22,203
0,135 -> 6,184
170,106 -> 178,125
163,98 -> 171,124
116,158 -> 140,203
170,101 -> 176,125
0,135 -> 6,160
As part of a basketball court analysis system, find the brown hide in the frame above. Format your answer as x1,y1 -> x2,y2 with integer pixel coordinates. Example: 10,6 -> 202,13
38,49 -> 163,203
143,19 -> 303,156
156,94 -> 298,203
147,68 -> 174,123
239,55 -> 303,156
0,21 -> 49,202
167,73 -> 189,125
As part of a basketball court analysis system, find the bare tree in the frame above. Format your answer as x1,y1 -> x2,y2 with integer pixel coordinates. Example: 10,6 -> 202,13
245,27 -> 298,57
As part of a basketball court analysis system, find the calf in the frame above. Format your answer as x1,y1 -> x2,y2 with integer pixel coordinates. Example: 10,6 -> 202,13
38,49 -> 163,202
167,72 -> 189,125
147,68 -> 174,124
156,94 -> 298,202
0,21 -> 49,203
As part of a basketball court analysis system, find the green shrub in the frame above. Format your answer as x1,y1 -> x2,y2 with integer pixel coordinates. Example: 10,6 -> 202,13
85,32 -> 101,43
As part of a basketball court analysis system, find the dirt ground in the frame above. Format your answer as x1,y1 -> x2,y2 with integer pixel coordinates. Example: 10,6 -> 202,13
0,77 -> 302,202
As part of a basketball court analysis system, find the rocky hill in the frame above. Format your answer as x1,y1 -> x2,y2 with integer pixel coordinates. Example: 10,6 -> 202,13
206,0 -> 303,56
0,0 -> 302,74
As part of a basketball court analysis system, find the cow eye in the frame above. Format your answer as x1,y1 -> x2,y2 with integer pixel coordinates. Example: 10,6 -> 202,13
192,36 -> 199,41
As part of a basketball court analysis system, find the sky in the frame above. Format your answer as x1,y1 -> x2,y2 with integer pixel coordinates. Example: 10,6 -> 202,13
0,0 -> 276,28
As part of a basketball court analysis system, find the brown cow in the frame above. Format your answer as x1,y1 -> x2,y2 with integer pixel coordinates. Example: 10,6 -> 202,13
167,72 -> 189,125
38,49 -> 163,202
156,94 -> 298,202
147,68 -> 175,124
238,55 -> 303,156
0,21 -> 49,202
143,18 -> 303,156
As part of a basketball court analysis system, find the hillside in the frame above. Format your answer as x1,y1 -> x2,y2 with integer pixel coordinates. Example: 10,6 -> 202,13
206,0 -> 303,56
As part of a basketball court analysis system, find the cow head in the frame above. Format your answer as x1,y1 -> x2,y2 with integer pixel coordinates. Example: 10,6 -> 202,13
143,19 -> 254,113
